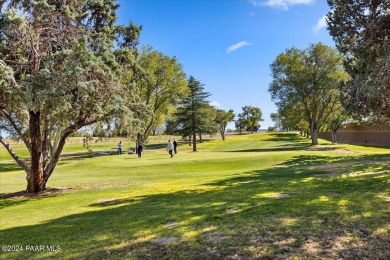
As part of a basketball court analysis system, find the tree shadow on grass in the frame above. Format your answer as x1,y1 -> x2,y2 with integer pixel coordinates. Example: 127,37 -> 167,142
0,188 -> 73,210
226,144 -> 311,153
223,140 -> 310,153
281,153 -> 390,167
0,154 -> 389,259
143,143 -> 167,150
59,151 -> 112,161
265,132 -> 305,142
222,133 -> 311,153
0,162 -> 23,173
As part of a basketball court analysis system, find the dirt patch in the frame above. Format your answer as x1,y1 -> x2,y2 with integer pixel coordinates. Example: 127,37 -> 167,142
164,221 -> 179,228
305,147 -> 354,154
313,157 -> 390,173
226,209 -> 239,214
97,198 -> 120,203
1,182 -> 132,200
266,193 -> 291,198
150,237 -> 179,245
273,237 -> 296,246
377,193 -> 390,202
0,187 -> 73,199
302,239 -> 321,254
225,254 -> 244,260
205,233 -> 228,243
239,181 -> 253,184
76,182 -> 130,190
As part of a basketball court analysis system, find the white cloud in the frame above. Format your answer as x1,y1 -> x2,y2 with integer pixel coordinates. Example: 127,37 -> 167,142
250,0 -> 314,10
227,41 -> 252,54
209,101 -> 221,107
313,15 -> 327,32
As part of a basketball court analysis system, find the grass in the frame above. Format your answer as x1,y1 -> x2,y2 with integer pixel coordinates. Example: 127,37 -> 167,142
0,132 -> 389,259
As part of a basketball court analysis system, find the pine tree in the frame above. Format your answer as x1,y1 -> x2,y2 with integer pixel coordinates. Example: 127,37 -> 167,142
175,76 -> 211,151
327,0 -> 390,119
0,0 -> 145,192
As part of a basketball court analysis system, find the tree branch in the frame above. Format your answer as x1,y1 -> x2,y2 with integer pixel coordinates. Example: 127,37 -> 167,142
0,109 -> 31,154
43,117 -> 100,180
4,60 -> 32,68
0,60 -> 17,85
0,136 -> 30,173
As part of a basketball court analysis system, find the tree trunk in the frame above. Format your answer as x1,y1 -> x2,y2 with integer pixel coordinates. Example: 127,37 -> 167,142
305,130 -> 310,139
192,132 -> 197,151
221,131 -> 225,141
188,135 -> 191,146
199,133 -> 203,143
136,133 -> 141,154
310,129 -> 319,145
142,119 -> 154,143
27,111 -> 46,193
331,130 -> 337,143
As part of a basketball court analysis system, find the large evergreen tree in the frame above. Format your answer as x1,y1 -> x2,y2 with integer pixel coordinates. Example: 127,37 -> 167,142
174,76 -> 211,152
0,0 -> 143,192
327,0 -> 390,119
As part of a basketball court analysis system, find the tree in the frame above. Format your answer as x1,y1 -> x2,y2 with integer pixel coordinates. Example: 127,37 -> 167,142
328,114 -> 347,144
215,109 -> 235,140
198,105 -> 218,143
270,113 -> 283,131
164,116 -> 178,135
0,1 -> 142,192
235,118 -> 245,135
237,106 -> 264,134
324,104 -> 349,143
297,119 -> 310,138
174,76 -> 211,152
269,43 -> 348,145
138,47 -> 187,142
267,126 -> 276,132
327,0 -> 390,119
113,41 -> 151,143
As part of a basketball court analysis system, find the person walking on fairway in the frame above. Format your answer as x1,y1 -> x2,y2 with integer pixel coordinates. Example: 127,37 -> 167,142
137,143 -> 143,158
118,141 -> 123,155
167,140 -> 174,158
173,140 -> 178,154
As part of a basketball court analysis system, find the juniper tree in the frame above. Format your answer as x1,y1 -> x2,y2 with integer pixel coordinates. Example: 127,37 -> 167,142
0,0 -> 144,192
174,76 -> 211,152
327,0 -> 390,119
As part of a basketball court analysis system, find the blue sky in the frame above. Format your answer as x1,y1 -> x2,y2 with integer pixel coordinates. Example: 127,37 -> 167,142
117,0 -> 334,129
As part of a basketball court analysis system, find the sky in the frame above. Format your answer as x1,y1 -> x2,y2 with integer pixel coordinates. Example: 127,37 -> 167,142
116,0 -> 334,130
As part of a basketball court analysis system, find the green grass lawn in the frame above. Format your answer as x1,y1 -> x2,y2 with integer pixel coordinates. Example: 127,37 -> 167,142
0,132 -> 389,259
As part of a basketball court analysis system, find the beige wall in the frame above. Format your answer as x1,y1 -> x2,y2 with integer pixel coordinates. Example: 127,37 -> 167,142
319,123 -> 390,147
